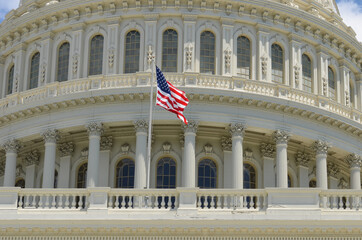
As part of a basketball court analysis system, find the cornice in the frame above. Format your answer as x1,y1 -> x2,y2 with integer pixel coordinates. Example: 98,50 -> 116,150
0,0 -> 360,69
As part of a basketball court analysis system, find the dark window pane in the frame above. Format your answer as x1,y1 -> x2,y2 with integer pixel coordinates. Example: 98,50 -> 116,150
57,42 -> 70,82
89,35 -> 104,76
200,31 -> 215,74
162,29 -> 178,72
29,52 -> 40,89
7,65 -> 14,95
124,31 -> 140,73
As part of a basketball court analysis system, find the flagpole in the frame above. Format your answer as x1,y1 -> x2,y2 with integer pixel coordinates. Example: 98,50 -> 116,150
146,57 -> 155,190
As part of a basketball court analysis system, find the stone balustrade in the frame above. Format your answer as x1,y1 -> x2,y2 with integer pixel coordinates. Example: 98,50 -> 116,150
1,187 -> 361,212
0,73 -> 360,126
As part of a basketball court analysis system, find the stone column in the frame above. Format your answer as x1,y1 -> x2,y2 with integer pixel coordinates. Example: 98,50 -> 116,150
295,151 -> 311,188
24,150 -> 40,188
345,153 -> 361,190
260,143 -> 276,188
99,136 -> 113,187
86,122 -> 104,188
134,120 -> 148,189
230,123 -> 245,189
58,142 -> 74,188
42,129 -> 60,188
222,137 -> 232,188
182,120 -> 198,188
272,130 -> 290,188
312,140 -> 329,189
327,161 -> 339,189
2,139 -> 21,187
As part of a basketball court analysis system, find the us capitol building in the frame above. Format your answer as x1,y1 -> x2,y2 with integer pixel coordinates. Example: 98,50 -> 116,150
0,0 -> 361,239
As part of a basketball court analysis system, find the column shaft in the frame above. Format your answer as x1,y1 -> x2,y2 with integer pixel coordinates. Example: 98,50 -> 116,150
4,152 -> 17,187
134,131 -> 147,189
183,132 -> 196,187
276,143 -> 288,188
350,167 -> 361,189
42,142 -> 57,188
231,136 -> 243,189
316,153 -> 328,189
87,135 -> 101,188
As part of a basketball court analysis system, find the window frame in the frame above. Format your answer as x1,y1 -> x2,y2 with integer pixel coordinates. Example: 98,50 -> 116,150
115,158 -> 135,188
200,31 -> 216,75
271,43 -> 284,84
302,53 -> 313,93
7,64 -> 15,95
29,52 -> 40,89
236,35 -> 251,79
56,42 -> 70,82
124,30 -> 141,74
197,158 -> 217,189
88,34 -> 104,76
156,156 -> 177,189
161,29 -> 178,73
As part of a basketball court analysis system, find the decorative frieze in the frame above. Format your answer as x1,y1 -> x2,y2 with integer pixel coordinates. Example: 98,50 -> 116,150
345,153 -> 362,168
327,161 -> 339,178
183,120 -> 198,134
162,142 -> 171,154
100,136 -> 113,151
311,140 -> 330,155
86,122 -> 104,136
134,119 -> 148,133
58,142 -> 74,157
260,143 -> 275,158
24,150 -> 40,166
42,129 -> 60,144
2,139 -> 22,153
203,143 -> 213,154
272,130 -> 290,145
295,151 -> 311,167
221,136 -> 232,151
229,123 -> 245,138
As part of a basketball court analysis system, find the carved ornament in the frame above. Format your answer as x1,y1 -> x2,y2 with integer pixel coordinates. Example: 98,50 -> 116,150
2,139 -> 22,153
86,122 -> 104,136
58,142 -> 74,157
230,123 -> 245,138
345,153 -> 362,168
162,142 -> 171,154
24,150 -> 40,166
134,119 -> 148,133
260,143 -> 275,158
295,151 -> 311,167
221,136 -> 232,151
183,120 -> 198,134
272,130 -> 290,145
311,140 -> 330,155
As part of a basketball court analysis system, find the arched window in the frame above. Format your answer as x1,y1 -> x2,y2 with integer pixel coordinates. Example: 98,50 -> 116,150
309,179 -> 316,188
77,162 -> 87,188
288,174 -> 292,188
29,52 -> 40,89
57,42 -> 70,82
243,163 -> 256,189
237,36 -> 251,79
198,159 -> 217,188
271,44 -> 283,83
7,65 -> 14,95
116,158 -> 135,188
124,30 -> 140,74
15,178 -> 25,188
302,54 -> 312,93
156,157 -> 176,188
200,31 -> 215,75
89,35 -> 104,76
162,29 -> 178,72
328,67 -> 336,100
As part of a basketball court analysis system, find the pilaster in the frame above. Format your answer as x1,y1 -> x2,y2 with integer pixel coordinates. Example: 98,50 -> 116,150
24,150 -> 40,188
295,151 -> 311,188
222,23 -> 234,76
144,16 -> 158,72
221,136 -> 232,188
39,34 -> 54,85
99,136 -> 113,187
13,47 -> 26,93
316,49 -> 329,96
183,17 -> 196,72
260,143 -> 276,188
106,21 -> 120,75
327,161 -> 339,189
256,28 -> 270,82
289,36 -> 301,89
58,142 -> 74,188
70,24 -> 85,80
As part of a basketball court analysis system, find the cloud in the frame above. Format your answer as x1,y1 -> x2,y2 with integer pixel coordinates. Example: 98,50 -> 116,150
0,0 -> 20,22
337,0 -> 362,42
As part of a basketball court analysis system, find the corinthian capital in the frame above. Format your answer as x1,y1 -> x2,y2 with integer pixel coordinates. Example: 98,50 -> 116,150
327,161 -> 339,178
24,150 -> 40,166
295,151 -> 311,167
260,143 -> 275,158
86,122 -> 104,136
58,142 -> 74,157
182,120 -> 198,134
272,130 -> 290,145
345,153 -> 362,168
311,140 -> 330,155
229,123 -> 246,138
2,139 -> 22,153
134,119 -> 148,133
42,129 -> 60,143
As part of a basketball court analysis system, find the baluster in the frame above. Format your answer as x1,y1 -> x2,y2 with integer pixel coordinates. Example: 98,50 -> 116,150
120,195 -> 126,209
197,196 -> 201,208
70,194 -> 76,209
38,194 -> 44,208
250,195 -> 255,209
345,196 -> 350,209
173,195 -> 178,209
326,195 -> 331,208
107,195 -> 113,209
18,194 -> 23,208
51,194 -> 56,209
263,194 -> 267,210
338,196 -> 342,209
24,194 -> 29,208
332,195 -> 337,209
226,195 -> 231,209
64,194 -> 69,209
256,195 -> 260,210
210,195 -> 215,209
160,195 -> 165,209
243,195 -> 247,209
78,194 -> 84,209
167,195 -> 172,209
44,195 -> 50,209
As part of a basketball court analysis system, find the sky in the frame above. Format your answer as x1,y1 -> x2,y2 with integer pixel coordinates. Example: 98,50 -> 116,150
0,0 -> 361,42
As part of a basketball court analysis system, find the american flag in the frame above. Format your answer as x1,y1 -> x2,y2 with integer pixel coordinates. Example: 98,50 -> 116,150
156,66 -> 189,124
